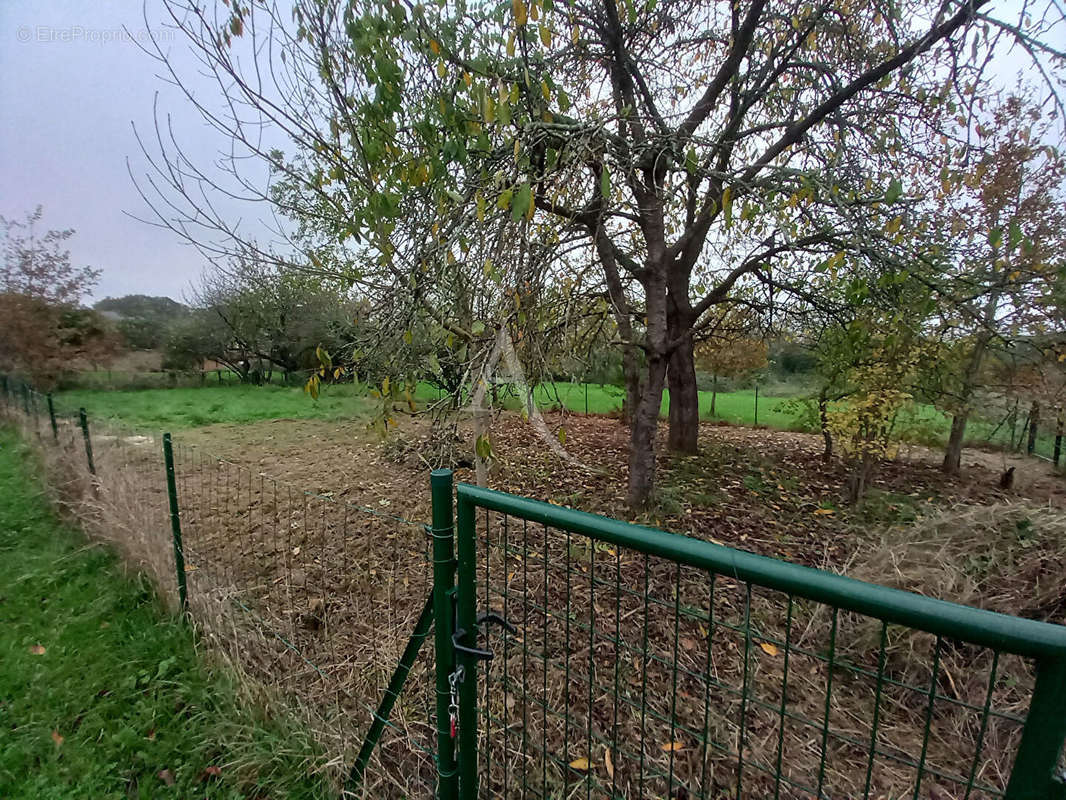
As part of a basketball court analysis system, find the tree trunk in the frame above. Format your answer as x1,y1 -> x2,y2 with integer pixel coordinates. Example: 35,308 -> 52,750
667,333 -> 699,454
1027,400 -> 1040,455
942,293 -> 997,474
627,354 -> 668,508
711,374 -> 717,417
942,410 -> 969,474
621,346 -> 641,425
819,388 -> 832,464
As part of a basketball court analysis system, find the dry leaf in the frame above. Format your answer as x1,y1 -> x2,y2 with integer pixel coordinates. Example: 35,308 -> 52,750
157,769 -> 176,787
51,729 -> 64,747
681,637 -> 698,651
660,741 -> 684,752
146,727 -> 156,741
813,508 -> 835,516
759,642 -> 780,656
28,644 -> 46,655
292,546 -> 301,556
568,757 -> 592,771
604,747 -> 614,780
202,765 -> 223,779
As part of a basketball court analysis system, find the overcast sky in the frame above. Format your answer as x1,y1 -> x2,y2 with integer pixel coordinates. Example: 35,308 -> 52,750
1,1 -> 1061,306
0,0 -> 247,303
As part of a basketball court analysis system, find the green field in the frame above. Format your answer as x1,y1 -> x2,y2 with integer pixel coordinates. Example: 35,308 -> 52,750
0,428 -> 329,798
54,379 -> 1059,460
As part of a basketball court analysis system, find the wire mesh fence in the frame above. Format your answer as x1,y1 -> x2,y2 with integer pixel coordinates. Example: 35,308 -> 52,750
4,372 -> 1065,800
456,486 -> 1066,800
0,375 -> 441,798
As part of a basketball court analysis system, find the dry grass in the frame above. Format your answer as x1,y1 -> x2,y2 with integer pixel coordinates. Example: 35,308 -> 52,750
6,402 -> 1063,799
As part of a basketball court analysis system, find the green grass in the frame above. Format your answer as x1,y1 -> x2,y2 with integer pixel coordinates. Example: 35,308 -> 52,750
57,379 -> 1060,460
55,384 -> 373,430
0,428 -> 331,799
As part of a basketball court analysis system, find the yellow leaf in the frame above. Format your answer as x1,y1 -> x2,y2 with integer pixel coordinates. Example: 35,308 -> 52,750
463,71 -> 472,87
507,31 -> 516,56
604,747 -> 614,780
569,757 -> 592,770
29,644 -> 46,655
1008,270 -> 1021,281
571,23 -> 580,43
660,741 -> 684,752
429,39 -> 441,55
51,729 -> 64,747
541,80 -> 550,102
436,61 -> 447,79
813,508 -> 835,516
759,642 -> 780,656
539,24 -> 552,47
512,0 -> 528,26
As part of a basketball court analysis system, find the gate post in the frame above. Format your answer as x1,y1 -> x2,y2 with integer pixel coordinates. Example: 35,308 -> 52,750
1004,658 -> 1066,799
454,489 -> 479,797
431,469 -> 459,800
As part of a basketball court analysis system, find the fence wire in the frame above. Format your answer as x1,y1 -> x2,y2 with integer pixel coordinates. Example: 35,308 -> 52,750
0,377 -> 440,798
469,504 -> 1052,800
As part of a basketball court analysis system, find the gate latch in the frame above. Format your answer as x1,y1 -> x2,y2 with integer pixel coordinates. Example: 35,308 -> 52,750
452,611 -> 517,661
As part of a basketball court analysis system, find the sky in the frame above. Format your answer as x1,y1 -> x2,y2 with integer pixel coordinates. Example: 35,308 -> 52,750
0,1 -> 1061,306
0,0 -> 252,303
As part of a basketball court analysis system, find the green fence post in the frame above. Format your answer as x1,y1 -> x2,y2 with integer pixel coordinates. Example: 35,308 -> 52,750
454,488 -> 479,798
78,408 -> 96,475
1003,658 -> 1066,799
431,469 -> 459,800
47,394 -> 58,441
162,434 -> 189,615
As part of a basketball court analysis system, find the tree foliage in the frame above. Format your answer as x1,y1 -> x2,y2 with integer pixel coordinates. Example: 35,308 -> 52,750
0,208 -> 117,385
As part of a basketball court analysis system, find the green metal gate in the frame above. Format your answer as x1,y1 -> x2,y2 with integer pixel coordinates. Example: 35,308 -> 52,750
433,476 -> 1066,800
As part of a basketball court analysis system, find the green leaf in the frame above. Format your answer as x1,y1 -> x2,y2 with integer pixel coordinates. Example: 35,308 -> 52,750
884,179 -> 903,204
511,182 -> 532,221
988,228 -> 1003,249
600,166 -> 611,199
471,321 -> 486,336
1008,221 -> 1023,250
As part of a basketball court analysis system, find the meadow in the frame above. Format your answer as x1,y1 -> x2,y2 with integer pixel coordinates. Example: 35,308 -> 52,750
55,377 -> 1060,460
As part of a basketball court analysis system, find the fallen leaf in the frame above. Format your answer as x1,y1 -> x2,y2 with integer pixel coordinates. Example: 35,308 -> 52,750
569,757 -> 592,771
146,727 -> 156,740
759,642 -> 780,656
604,747 -> 614,780
813,508 -> 835,516
681,638 -> 698,651
157,769 -> 176,787
292,546 -> 301,556
28,644 -> 46,655
202,765 -> 222,779
51,729 -> 64,747
661,741 -> 684,752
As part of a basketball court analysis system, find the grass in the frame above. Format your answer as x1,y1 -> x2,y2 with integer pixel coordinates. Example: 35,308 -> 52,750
58,378 -> 1060,460
0,427 -> 331,799
55,384 -> 374,430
